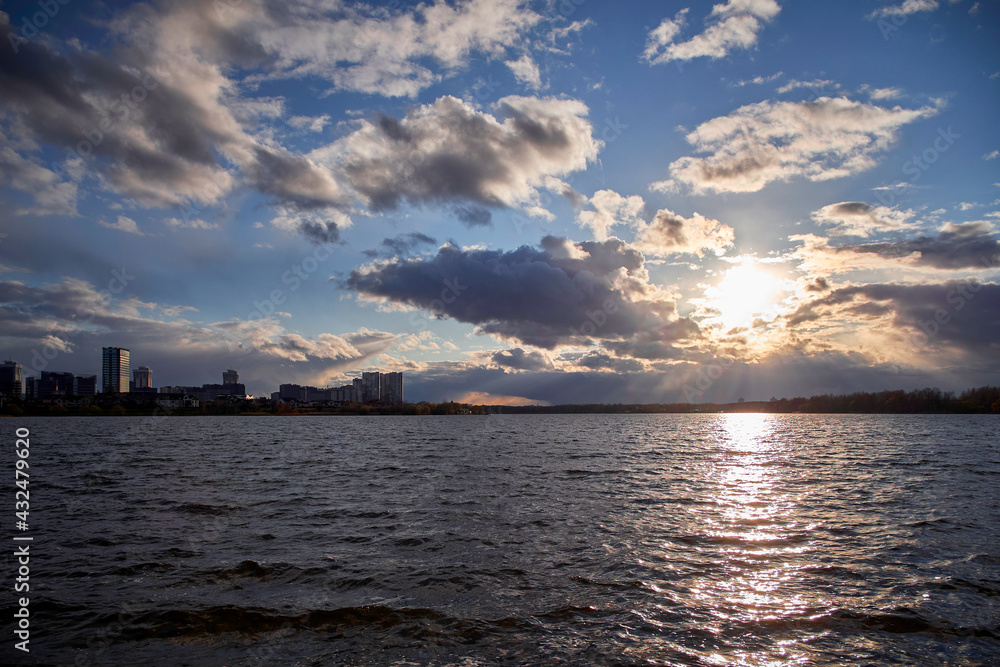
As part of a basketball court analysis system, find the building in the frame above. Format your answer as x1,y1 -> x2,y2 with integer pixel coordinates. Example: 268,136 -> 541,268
24,376 -> 37,399
223,369 -> 239,385
133,365 -> 152,389
102,347 -> 130,394
361,371 -> 381,402
74,375 -> 97,397
382,372 -> 403,405
38,371 -> 75,398
278,383 -> 307,401
0,360 -> 23,399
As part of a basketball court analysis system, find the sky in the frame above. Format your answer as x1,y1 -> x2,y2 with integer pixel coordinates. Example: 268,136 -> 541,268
1,0 -> 998,404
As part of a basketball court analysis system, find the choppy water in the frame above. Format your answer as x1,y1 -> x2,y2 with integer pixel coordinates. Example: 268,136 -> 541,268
4,414 -> 1000,666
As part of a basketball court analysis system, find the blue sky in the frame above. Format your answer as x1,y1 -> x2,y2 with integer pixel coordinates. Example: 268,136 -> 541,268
1,0 -> 998,403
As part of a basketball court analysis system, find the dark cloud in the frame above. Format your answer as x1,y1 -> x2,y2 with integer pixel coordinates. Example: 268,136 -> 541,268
454,205 -> 492,227
345,236 -> 697,353
491,347 -> 553,371
786,281 -> 1000,363
366,232 -> 438,258
834,222 -> 1000,269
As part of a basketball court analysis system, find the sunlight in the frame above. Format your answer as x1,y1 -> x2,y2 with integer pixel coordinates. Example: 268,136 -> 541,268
707,263 -> 785,330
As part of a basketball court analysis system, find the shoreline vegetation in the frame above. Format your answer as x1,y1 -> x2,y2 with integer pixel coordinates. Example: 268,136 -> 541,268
1,386 -> 998,417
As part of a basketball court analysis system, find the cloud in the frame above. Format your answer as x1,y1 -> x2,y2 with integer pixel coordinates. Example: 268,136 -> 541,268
0,1 -> 543,242
633,209 -> 736,257
653,97 -> 941,194
491,347 -> 554,371
868,0 -> 939,20
784,281 -> 1000,370
811,201 -> 917,237
0,136 -> 78,216
983,150 -> 999,161
776,79 -> 838,94
288,115 -> 331,132
643,0 -> 781,64
163,218 -> 220,231
365,232 -> 438,259
577,189 -> 646,240
862,86 -> 903,100
99,216 -> 144,236
791,222 -> 1000,275
831,222 -> 1000,270
506,53 -> 542,89
344,236 -> 698,353
329,95 -> 600,215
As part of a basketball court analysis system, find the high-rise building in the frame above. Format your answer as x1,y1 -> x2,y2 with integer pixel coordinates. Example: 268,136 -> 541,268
134,365 -> 152,389
382,372 -> 404,405
102,347 -> 130,394
361,371 -> 381,402
223,369 -> 239,385
74,375 -> 97,397
0,360 -> 23,398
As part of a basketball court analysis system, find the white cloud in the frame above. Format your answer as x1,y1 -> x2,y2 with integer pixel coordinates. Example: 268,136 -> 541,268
861,85 -> 903,100
811,202 -> 917,237
506,53 -> 542,89
654,97 -> 941,194
983,150 -> 999,161
643,0 -> 781,64
288,115 -> 332,133
776,78 -> 838,94
577,189 -> 646,240
634,209 -> 735,257
99,216 -> 144,235
163,218 -> 220,230
868,0 -> 939,19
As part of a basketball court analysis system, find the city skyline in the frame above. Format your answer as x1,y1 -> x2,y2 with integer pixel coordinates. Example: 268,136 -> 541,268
1,0 -> 998,404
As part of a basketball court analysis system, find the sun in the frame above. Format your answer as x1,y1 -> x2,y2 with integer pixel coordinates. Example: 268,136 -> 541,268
707,263 -> 784,330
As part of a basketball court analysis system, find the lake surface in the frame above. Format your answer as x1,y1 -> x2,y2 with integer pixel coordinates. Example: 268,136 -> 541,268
5,414 -> 1000,665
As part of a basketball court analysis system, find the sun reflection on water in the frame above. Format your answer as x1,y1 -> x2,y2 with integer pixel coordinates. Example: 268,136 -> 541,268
689,414 -> 827,665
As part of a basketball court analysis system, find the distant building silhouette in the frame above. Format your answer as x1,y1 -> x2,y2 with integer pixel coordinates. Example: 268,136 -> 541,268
102,347 -> 130,394
223,369 -> 239,385
134,365 -> 152,389
0,360 -> 23,398
382,372 -> 403,405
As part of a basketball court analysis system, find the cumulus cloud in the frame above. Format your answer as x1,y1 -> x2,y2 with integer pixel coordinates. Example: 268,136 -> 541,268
344,236 -> 698,353
633,209 -> 736,258
643,0 -> 781,64
812,201 -> 917,237
491,347 -> 554,371
653,97 -> 940,194
328,95 -> 600,215
577,189 -> 646,240
0,0 -> 546,241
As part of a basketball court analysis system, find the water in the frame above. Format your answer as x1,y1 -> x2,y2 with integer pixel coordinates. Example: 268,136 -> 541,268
5,414 -> 1000,666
